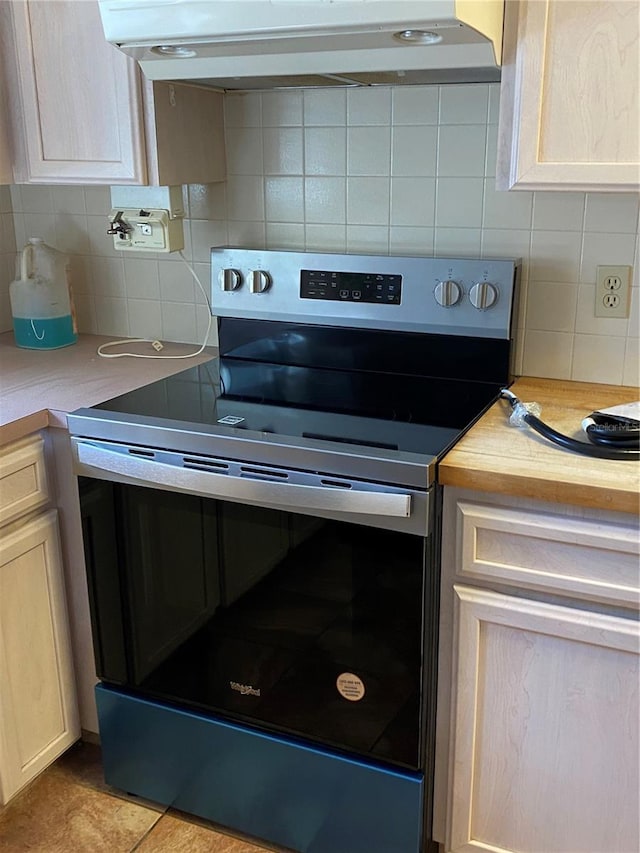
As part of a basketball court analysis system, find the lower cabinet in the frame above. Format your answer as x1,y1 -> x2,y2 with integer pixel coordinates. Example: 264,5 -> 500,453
449,585 -> 638,853
0,504 -> 79,804
435,488 -> 640,853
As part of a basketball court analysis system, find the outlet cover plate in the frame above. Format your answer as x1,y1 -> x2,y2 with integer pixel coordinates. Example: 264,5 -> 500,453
595,265 -> 631,319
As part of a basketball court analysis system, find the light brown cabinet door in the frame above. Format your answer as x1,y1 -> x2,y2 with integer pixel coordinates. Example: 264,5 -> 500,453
0,510 -> 80,804
8,0 -> 147,184
0,4 -> 14,184
445,584 -> 640,853
0,82 -> 11,184
4,1 -> 226,186
497,0 -> 640,191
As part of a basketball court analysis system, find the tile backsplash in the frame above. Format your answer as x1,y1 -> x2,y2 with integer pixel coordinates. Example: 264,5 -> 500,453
2,82 -> 639,385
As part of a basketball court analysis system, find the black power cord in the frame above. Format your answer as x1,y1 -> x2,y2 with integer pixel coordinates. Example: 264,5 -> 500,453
500,389 -> 640,460
583,412 -> 640,448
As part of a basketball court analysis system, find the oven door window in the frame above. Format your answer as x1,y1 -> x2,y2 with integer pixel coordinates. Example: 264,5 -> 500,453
80,478 -> 428,771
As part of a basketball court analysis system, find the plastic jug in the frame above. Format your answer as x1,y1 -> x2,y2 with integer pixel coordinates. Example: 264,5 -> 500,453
9,238 -> 77,349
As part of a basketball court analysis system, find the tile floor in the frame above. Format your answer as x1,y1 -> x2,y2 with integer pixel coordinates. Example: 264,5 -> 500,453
0,740 -> 291,853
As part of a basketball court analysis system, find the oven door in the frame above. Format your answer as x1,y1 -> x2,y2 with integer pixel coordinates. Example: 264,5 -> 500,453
73,436 -> 437,773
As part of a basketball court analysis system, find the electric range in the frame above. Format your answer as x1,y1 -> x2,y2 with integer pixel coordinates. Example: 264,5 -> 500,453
67,248 -> 519,853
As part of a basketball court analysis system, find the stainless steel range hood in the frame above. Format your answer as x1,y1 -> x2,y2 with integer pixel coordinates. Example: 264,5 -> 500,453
98,0 -> 504,90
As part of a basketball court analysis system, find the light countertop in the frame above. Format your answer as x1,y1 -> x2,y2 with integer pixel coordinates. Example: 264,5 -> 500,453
0,331 -> 215,446
438,377 -> 640,515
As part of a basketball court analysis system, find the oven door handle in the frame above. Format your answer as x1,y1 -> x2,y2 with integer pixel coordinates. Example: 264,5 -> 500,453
74,440 -> 412,518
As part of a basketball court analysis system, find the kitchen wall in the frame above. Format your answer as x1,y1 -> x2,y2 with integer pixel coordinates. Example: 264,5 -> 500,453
4,82 -> 640,385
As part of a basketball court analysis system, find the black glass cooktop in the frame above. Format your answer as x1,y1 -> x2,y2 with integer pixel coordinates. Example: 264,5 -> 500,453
82,316 -> 512,463
91,355 -> 500,459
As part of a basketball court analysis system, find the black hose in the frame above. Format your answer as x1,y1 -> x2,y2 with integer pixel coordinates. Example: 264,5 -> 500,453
500,390 -> 640,460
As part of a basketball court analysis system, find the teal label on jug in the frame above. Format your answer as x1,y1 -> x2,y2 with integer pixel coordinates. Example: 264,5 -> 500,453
9,237 -> 78,350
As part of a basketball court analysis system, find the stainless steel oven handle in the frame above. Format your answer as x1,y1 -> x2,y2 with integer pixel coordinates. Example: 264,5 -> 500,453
75,440 -> 412,518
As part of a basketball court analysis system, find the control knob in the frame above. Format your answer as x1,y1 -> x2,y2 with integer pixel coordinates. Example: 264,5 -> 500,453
219,268 -> 242,291
469,281 -> 498,310
250,269 -> 272,294
434,279 -> 462,307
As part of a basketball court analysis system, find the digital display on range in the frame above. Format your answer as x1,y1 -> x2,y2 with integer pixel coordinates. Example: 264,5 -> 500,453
300,269 -> 402,304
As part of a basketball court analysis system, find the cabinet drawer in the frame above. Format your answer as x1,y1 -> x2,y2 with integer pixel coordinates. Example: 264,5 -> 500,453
456,501 -> 640,608
0,437 -> 49,527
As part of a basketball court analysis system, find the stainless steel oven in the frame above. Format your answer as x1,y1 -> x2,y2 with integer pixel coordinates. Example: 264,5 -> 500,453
68,248 -> 518,853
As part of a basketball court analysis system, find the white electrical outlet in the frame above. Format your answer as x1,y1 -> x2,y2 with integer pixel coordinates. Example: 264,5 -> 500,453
594,265 -> 631,319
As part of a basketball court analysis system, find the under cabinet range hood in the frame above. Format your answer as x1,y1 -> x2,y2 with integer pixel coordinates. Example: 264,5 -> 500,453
98,0 -> 504,90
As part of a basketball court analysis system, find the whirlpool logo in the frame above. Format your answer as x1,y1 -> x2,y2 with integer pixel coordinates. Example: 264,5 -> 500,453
230,681 -> 261,697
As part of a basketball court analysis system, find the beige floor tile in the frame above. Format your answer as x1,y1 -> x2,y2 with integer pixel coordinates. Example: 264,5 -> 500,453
134,812 -> 281,852
0,769 -> 161,853
49,740 -> 167,813
47,740 -> 110,793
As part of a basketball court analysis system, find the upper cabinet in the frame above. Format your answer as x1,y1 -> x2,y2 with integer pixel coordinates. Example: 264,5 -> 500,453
0,9 -> 13,184
1,0 -> 225,186
496,0 -> 640,192
0,101 -> 11,186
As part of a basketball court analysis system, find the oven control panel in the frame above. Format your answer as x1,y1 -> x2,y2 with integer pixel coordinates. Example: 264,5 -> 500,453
300,269 -> 402,304
211,248 -> 520,340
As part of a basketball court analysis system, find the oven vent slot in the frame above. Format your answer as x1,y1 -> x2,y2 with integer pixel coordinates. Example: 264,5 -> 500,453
128,448 -> 155,458
183,457 -> 230,472
240,466 -> 289,481
320,479 -> 353,489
